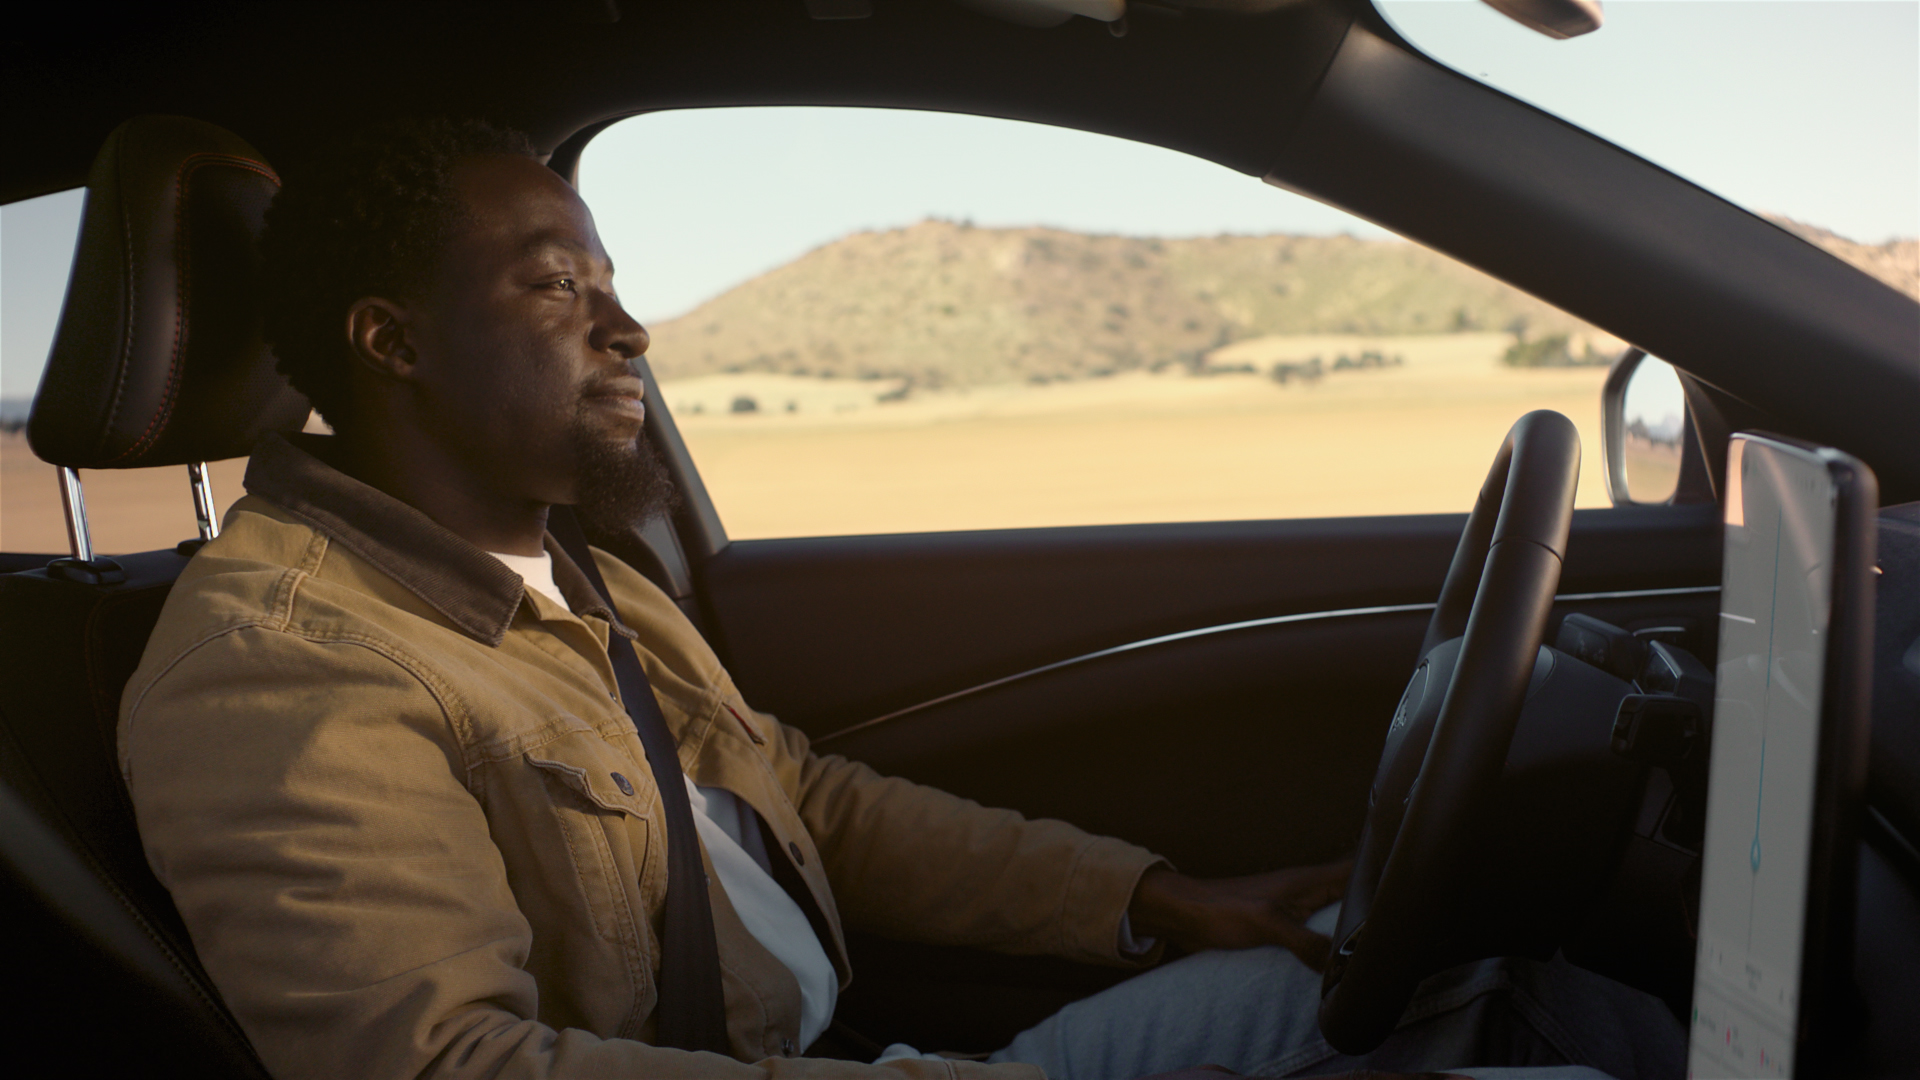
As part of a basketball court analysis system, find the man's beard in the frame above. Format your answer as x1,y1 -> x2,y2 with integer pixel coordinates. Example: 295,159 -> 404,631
567,405 -> 680,538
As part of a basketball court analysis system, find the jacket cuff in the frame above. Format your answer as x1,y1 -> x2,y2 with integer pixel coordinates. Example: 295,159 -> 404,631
1059,835 -> 1170,967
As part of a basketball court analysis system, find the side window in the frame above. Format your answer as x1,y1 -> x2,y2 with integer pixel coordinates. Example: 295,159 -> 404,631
581,107 -> 1621,540
2,189 -> 250,555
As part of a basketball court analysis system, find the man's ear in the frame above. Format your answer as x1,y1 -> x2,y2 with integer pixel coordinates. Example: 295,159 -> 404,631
345,298 -> 417,379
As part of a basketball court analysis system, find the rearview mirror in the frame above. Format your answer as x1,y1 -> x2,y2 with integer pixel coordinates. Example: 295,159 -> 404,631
1480,0 -> 1604,40
1602,349 -> 1686,505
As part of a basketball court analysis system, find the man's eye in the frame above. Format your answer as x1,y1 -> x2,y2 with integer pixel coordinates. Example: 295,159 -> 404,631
547,278 -> 578,293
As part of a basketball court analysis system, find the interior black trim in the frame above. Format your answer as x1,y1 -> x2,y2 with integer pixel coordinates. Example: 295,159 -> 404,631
817,584 -> 1721,746
816,600 -> 1435,746
0,554 -> 60,574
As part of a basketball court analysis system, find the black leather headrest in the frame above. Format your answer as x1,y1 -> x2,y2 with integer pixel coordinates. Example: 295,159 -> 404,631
27,116 -> 310,470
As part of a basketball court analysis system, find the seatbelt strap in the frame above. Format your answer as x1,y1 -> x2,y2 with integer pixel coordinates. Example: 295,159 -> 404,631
548,507 -> 730,1055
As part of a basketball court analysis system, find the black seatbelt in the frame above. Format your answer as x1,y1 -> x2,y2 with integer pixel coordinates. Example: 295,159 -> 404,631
548,507 -> 730,1055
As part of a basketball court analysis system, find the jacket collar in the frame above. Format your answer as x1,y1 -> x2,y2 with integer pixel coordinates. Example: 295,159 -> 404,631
243,432 -> 624,646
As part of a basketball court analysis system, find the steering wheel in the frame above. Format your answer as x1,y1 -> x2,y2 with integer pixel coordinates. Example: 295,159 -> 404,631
1317,409 -> 1582,1054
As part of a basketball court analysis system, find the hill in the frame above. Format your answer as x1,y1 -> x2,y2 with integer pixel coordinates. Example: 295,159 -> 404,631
1764,214 -> 1919,301
642,221 -> 1601,388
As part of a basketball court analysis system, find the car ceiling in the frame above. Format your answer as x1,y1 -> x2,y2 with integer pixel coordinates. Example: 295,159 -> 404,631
0,1 -> 1351,200
6,0 -> 1917,500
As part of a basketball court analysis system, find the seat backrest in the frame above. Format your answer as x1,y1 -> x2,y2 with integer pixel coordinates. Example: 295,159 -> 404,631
0,552 -> 267,1077
1,114 -> 306,1078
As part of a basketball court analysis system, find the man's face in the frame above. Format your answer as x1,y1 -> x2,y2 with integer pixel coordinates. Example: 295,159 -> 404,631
399,153 -> 669,523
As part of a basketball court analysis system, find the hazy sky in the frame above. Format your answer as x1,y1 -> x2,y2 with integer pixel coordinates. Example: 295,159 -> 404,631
4,1 -> 1915,398
1385,0 -> 1918,243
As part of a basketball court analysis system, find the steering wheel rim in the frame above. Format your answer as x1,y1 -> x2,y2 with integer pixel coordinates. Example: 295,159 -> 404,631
1318,410 -> 1582,1054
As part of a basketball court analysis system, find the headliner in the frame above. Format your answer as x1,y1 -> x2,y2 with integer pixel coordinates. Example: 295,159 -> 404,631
0,1 -> 1354,203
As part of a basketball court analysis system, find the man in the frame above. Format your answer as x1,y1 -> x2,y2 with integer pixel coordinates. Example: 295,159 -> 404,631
119,119 -> 1680,1080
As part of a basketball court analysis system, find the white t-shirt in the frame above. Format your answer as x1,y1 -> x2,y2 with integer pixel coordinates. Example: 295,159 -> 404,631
685,779 -> 837,1047
491,550 -> 838,1049
492,549 -> 567,608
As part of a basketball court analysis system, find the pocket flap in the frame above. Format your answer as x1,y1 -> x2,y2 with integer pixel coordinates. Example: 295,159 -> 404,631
526,731 -> 653,818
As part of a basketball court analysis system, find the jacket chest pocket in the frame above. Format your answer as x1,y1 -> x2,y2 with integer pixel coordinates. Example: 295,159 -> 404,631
527,740 -> 654,819
522,729 -> 658,971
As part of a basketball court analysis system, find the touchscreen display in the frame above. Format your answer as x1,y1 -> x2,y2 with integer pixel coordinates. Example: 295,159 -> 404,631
1688,439 -> 1835,1079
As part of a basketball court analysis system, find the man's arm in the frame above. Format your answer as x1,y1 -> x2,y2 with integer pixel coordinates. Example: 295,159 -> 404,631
123,626 -> 1038,1080
760,715 -> 1350,972
765,721 -> 1165,967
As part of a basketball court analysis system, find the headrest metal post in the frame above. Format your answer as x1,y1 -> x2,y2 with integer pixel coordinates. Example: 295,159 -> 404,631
57,466 -> 95,563
188,461 -> 220,540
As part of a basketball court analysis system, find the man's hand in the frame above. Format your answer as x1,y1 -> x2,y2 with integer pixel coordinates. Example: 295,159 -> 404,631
1126,858 -> 1353,971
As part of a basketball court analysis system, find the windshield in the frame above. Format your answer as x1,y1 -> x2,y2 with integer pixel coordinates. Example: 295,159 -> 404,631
1378,0 -> 1918,257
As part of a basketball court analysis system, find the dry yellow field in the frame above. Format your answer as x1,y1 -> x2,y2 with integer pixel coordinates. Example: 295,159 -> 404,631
672,333 -> 1614,539
1,334 -> 1614,554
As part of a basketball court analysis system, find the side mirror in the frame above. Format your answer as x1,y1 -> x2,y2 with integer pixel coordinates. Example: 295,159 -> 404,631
1602,349 -> 1687,505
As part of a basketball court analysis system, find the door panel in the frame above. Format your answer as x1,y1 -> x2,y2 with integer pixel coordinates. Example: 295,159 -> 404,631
832,608 -> 1428,878
692,503 -> 1722,1051
698,504 -> 1722,739
821,589 -> 1720,880
821,591 -> 1720,1052
696,507 -> 1723,868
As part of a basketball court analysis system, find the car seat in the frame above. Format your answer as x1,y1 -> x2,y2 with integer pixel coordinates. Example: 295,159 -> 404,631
0,115 -> 308,1078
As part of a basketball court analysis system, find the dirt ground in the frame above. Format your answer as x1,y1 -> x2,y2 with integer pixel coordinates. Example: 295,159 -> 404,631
1,333 -> 1614,553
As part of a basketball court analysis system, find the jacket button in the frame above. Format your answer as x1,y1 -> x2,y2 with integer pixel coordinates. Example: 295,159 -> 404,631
610,772 -> 634,796
781,1037 -> 796,1056
788,841 -> 805,866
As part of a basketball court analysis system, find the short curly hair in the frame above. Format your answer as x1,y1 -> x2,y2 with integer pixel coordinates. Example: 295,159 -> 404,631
260,117 -> 537,432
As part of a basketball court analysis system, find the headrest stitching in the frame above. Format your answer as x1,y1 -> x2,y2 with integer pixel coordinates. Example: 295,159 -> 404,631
97,133 -> 141,462
104,154 -> 280,467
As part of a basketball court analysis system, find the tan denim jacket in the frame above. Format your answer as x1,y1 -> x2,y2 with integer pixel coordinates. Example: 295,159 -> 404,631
119,434 -> 1164,1080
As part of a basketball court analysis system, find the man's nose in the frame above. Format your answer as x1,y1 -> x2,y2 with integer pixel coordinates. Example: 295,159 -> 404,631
591,291 -> 649,360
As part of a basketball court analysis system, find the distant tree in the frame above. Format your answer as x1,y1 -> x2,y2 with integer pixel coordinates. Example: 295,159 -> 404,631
1502,333 -> 1574,368
1270,358 -> 1324,385
730,395 -> 759,414
1502,333 -> 1613,368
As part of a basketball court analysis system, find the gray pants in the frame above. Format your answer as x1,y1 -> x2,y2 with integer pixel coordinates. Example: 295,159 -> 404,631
986,909 -> 1684,1080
